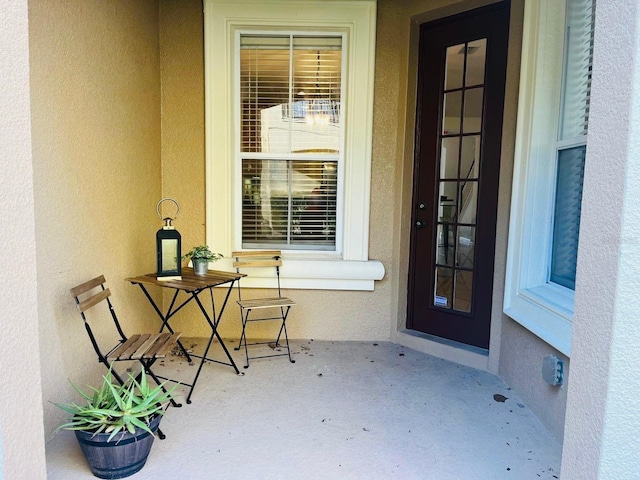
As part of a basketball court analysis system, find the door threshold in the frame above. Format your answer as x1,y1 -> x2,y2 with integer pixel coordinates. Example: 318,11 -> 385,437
397,329 -> 489,371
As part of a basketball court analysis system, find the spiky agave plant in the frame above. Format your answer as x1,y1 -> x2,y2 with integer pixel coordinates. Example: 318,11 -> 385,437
55,368 -> 175,441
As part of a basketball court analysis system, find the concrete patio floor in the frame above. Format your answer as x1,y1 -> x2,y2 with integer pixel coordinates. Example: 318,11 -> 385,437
46,340 -> 562,479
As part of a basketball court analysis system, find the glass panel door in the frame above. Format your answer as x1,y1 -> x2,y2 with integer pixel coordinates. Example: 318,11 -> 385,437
408,1 -> 509,349
434,39 -> 486,314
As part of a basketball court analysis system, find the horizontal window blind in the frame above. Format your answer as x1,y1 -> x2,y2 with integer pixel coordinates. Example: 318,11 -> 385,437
240,35 -> 342,154
241,159 -> 337,249
559,0 -> 595,140
239,34 -> 342,251
551,0 -> 595,290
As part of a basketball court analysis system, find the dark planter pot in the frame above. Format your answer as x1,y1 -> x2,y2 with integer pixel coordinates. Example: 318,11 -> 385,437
74,414 -> 161,479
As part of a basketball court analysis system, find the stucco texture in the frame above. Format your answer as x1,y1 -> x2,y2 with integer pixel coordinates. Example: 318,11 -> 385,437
159,0 -> 393,341
0,1 -> 47,477
561,0 -> 640,476
500,319 -> 569,441
159,0 -> 206,247
29,0 -> 163,437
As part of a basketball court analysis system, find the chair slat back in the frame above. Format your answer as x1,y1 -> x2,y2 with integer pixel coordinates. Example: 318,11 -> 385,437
232,250 -> 281,258
232,259 -> 282,269
233,250 -> 284,298
70,275 -> 106,298
77,288 -> 111,313
232,251 -> 282,269
70,275 -> 127,345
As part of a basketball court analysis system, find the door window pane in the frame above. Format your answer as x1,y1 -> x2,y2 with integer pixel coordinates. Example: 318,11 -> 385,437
434,267 -> 453,308
465,39 -> 487,87
457,226 -> 475,269
445,43 -> 465,90
458,180 -> 478,224
454,270 -> 473,312
440,137 -> 460,179
436,223 -> 455,266
463,87 -> 483,133
438,182 -> 458,221
442,91 -> 462,134
460,135 -> 480,179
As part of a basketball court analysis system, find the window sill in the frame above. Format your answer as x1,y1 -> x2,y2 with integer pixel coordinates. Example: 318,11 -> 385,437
503,285 -> 573,356
213,257 -> 384,291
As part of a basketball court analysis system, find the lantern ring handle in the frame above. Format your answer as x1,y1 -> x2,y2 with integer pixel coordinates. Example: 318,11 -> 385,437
156,198 -> 180,220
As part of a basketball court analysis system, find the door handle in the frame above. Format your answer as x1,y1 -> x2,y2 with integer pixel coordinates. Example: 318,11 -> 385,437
415,220 -> 426,229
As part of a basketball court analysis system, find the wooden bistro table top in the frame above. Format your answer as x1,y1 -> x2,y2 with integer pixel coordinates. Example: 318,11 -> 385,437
126,267 -> 245,292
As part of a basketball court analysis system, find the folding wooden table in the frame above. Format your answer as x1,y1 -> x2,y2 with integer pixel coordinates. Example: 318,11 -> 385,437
126,267 -> 245,404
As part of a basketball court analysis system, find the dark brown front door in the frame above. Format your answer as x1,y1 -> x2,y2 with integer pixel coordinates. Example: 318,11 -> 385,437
407,2 -> 510,349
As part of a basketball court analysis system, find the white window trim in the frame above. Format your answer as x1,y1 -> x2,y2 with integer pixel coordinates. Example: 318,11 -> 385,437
203,0 -> 384,290
504,0 -> 575,356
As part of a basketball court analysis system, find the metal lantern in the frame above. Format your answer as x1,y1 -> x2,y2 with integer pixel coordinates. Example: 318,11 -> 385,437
156,198 -> 182,281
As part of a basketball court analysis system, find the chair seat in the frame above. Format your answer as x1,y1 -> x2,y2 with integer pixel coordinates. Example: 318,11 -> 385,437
237,297 -> 296,310
107,332 -> 182,361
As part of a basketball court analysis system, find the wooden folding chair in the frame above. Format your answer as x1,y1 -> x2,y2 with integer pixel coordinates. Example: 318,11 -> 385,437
233,251 -> 296,368
70,275 -> 183,420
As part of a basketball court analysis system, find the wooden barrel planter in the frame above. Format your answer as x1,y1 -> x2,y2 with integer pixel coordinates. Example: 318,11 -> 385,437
74,414 -> 162,479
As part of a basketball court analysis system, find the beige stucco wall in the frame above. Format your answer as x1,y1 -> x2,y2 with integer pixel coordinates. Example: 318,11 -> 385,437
562,0 -> 640,475
160,0 -> 206,247
500,320 -> 569,441
159,0 -> 394,341
29,0 -> 163,438
0,1 -> 47,477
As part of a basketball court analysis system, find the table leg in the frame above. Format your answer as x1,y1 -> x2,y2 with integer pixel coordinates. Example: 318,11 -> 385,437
185,282 -> 243,404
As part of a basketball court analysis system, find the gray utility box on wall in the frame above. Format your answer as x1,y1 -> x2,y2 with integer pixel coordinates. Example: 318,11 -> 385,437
542,355 -> 564,386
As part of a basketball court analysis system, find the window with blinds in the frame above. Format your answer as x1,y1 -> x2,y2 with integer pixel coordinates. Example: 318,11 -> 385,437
550,0 -> 595,289
239,34 -> 342,250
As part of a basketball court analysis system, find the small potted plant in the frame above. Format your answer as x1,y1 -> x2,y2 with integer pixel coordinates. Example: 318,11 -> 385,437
54,369 -> 174,479
182,245 -> 224,275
